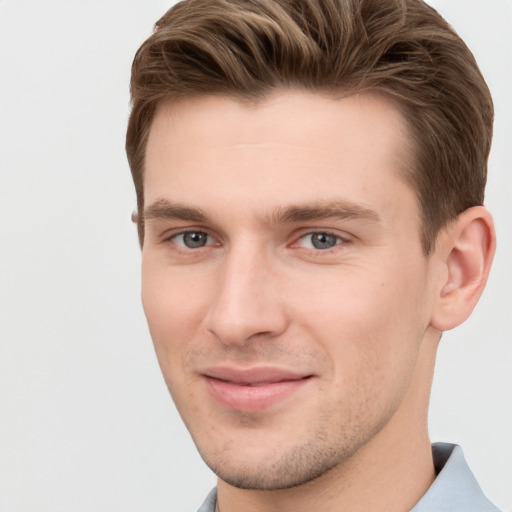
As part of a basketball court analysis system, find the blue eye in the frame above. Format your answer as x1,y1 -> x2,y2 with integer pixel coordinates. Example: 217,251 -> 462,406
173,231 -> 211,249
299,232 -> 341,250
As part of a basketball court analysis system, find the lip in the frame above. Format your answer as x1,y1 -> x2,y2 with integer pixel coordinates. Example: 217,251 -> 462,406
202,366 -> 313,412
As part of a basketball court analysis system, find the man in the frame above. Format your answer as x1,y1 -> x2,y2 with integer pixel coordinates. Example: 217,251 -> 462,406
126,0 -> 499,510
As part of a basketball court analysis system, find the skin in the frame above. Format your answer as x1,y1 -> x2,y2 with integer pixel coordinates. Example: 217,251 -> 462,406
140,91 -> 495,512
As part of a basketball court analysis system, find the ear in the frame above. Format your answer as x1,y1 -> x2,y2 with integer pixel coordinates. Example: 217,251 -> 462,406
430,206 -> 496,331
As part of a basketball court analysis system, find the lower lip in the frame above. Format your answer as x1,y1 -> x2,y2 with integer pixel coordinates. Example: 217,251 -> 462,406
204,376 -> 311,412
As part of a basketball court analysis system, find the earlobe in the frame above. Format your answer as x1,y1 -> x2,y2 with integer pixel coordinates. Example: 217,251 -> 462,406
430,206 -> 496,331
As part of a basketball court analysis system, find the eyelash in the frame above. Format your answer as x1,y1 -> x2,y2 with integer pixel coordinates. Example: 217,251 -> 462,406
294,231 -> 347,251
165,229 -> 348,253
167,230 -> 217,249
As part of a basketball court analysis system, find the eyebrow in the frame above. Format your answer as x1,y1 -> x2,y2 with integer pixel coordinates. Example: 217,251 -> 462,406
143,199 -> 208,223
268,201 -> 380,225
142,199 -> 380,225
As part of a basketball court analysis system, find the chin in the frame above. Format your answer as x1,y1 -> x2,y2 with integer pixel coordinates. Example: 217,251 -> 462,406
206,459 -> 338,490
196,433 -> 356,491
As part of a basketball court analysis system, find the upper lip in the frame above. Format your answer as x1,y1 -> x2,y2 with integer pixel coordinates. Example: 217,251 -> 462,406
202,366 -> 312,385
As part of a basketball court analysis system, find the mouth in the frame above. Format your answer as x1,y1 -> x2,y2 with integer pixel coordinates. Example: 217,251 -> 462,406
202,366 -> 313,412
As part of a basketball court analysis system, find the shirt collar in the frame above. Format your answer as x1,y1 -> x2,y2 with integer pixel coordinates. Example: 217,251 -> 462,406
411,442 -> 499,511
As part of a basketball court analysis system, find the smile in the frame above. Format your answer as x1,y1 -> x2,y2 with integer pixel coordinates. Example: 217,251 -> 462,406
202,367 -> 313,412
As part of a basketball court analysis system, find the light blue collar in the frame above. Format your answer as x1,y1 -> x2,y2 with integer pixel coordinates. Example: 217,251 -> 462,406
411,443 -> 500,511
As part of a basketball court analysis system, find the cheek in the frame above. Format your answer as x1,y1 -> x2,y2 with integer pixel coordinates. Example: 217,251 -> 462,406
308,275 -> 428,432
141,267 -> 210,414
141,264 -> 209,369
297,260 -> 428,379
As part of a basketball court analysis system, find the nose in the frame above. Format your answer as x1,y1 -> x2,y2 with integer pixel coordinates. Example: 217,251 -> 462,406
204,244 -> 288,346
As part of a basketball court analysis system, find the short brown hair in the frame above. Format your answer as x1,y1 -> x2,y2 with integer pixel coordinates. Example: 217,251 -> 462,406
126,0 -> 493,253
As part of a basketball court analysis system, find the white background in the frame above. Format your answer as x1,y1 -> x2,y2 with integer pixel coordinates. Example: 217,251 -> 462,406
0,1 -> 510,511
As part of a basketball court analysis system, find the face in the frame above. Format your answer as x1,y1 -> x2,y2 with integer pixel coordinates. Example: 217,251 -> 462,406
141,92 -> 440,490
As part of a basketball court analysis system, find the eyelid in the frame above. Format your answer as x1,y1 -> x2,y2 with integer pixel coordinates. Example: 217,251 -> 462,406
164,227 -> 220,248
291,229 -> 351,250
159,226 -> 351,250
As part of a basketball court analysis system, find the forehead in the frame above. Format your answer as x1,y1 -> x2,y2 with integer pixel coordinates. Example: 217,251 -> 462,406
144,91 -> 416,222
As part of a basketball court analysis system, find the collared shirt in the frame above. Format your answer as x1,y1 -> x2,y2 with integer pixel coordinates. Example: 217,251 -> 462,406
412,443 -> 500,511
197,443 -> 501,512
